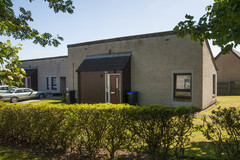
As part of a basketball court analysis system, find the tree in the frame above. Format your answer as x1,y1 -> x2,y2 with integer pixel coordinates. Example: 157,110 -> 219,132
0,0 -> 74,86
174,0 -> 240,54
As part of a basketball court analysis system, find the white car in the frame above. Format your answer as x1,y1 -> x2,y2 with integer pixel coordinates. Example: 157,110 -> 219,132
0,88 -> 46,103
0,85 -> 17,93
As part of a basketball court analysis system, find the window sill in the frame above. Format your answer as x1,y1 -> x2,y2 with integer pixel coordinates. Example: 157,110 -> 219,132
173,98 -> 192,102
172,101 -> 193,106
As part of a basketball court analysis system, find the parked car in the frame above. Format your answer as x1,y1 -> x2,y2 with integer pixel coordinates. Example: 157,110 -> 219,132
0,85 -> 17,93
0,88 -> 46,103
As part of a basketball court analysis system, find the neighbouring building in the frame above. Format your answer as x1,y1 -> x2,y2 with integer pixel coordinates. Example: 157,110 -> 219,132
20,56 -> 68,94
67,31 -> 217,109
215,49 -> 240,95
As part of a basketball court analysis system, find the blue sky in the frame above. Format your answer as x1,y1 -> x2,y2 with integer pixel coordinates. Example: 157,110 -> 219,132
2,0 -> 233,60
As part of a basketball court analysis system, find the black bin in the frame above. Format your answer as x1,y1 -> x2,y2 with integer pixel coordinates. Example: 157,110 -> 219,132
126,91 -> 138,105
66,90 -> 76,104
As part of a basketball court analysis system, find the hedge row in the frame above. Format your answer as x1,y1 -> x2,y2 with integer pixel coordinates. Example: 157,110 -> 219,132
201,107 -> 240,160
0,103 -> 200,160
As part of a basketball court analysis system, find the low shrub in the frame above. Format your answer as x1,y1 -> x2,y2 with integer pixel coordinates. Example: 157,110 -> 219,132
61,92 -> 66,103
103,106 -> 131,159
0,102 -> 199,159
127,105 -> 199,160
201,107 -> 240,160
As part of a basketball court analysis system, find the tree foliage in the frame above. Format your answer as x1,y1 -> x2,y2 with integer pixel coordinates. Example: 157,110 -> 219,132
174,0 -> 240,54
0,0 -> 74,85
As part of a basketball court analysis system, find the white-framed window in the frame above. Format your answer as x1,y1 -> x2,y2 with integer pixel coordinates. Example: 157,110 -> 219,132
46,76 -> 57,91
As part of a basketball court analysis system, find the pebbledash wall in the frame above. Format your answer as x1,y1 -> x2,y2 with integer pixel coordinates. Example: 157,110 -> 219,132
215,50 -> 240,82
20,56 -> 68,94
67,31 -> 217,109
215,50 -> 240,95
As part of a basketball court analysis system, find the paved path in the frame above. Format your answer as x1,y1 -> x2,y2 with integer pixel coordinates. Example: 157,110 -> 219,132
194,103 -> 217,118
194,114 -> 211,118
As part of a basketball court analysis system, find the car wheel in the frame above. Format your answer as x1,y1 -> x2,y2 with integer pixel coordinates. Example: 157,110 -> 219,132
10,97 -> 18,103
39,94 -> 45,99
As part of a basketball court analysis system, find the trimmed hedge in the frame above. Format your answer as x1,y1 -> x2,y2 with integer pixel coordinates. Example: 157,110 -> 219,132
0,103 -> 199,159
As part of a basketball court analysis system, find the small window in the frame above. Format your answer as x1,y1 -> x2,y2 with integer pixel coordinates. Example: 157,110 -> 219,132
46,77 -> 49,90
213,74 -> 216,94
174,73 -> 192,101
51,77 -> 57,90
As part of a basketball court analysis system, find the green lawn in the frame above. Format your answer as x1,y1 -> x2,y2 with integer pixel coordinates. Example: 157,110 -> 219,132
185,96 -> 240,159
0,96 -> 239,160
198,96 -> 240,115
29,99 -> 63,105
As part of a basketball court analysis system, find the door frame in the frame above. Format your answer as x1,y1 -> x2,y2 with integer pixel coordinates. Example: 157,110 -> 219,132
105,73 -> 121,103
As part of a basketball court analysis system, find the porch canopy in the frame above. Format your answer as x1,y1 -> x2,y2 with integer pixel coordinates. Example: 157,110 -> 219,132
76,53 -> 131,72
24,67 -> 38,76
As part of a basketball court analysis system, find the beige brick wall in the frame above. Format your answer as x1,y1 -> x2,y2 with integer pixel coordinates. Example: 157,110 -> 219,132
216,52 -> 240,82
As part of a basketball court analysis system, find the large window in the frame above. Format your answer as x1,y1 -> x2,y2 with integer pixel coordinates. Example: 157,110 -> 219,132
174,73 -> 192,101
46,76 -> 57,91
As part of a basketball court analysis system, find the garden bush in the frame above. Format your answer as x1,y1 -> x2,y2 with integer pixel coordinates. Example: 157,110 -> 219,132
201,107 -> 240,160
0,102 -> 199,159
127,105 -> 199,160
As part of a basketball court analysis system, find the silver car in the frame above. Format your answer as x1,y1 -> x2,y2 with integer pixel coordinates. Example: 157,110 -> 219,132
0,88 -> 46,103
0,85 -> 17,93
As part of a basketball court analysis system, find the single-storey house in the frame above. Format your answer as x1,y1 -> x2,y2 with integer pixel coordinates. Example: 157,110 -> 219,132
215,49 -> 240,82
215,49 -> 240,95
20,56 -> 68,94
67,31 -> 217,109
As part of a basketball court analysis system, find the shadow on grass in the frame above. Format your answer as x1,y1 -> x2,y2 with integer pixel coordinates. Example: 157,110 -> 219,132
185,142 -> 217,160
0,140 -> 218,160
0,141 -> 82,160
0,145 -> 41,160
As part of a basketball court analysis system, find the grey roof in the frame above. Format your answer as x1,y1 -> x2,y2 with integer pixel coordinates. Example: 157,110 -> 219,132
232,49 -> 240,58
20,56 -> 68,62
68,31 -> 176,48
76,53 -> 131,72
215,49 -> 240,60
